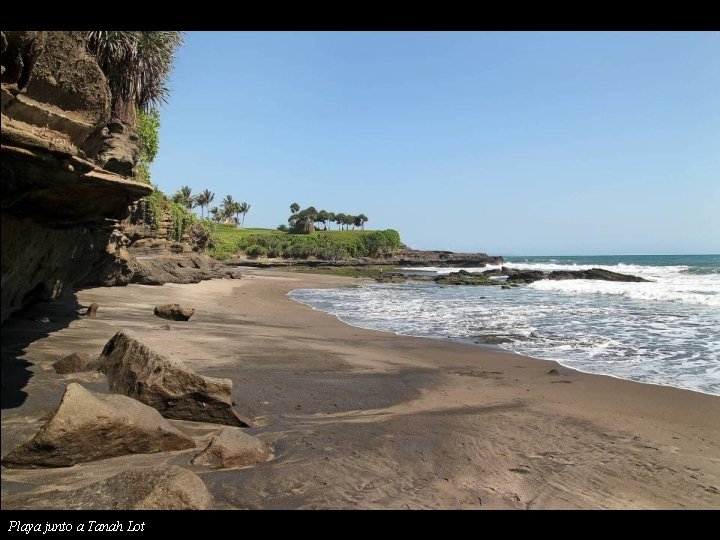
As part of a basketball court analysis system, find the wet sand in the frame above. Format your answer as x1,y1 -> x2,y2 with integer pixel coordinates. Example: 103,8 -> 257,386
2,269 -> 719,509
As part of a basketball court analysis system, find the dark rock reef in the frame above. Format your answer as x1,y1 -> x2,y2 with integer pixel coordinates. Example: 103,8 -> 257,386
505,267 -> 650,284
377,267 -> 649,286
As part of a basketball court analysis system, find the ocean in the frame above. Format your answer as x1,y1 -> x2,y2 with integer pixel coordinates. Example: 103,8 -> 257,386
289,255 -> 720,396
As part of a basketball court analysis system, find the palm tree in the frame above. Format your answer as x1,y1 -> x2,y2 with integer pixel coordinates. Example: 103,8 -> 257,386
221,195 -> 236,225
290,202 -> 300,214
195,189 -> 214,218
355,214 -> 368,230
345,214 -> 356,230
209,206 -> 221,223
86,31 -> 184,124
171,186 -> 195,209
238,202 -> 251,228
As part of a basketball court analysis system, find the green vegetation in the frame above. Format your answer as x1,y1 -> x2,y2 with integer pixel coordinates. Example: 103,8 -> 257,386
171,186 -> 195,209
287,203 -> 369,233
86,32 -> 182,185
86,31 -> 183,124
137,189 -> 204,243
209,225 -> 402,261
134,108 -> 160,184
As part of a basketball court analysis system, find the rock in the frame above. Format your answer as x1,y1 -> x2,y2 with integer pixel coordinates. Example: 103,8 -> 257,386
435,272 -> 500,286
1,466 -> 213,510
226,269 -> 242,279
550,268 -> 649,282
501,284 -> 511,289
505,270 -> 546,284
84,302 -> 99,317
98,330 -> 251,427
547,369 -> 561,376
89,118 -> 141,177
52,352 -> 96,374
131,253 -> 224,286
506,268 -> 649,284
1,383 -> 194,468
192,428 -> 272,469
154,303 -> 195,321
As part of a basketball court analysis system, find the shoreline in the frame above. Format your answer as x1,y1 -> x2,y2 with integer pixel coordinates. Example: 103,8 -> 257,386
290,292 -> 719,398
2,269 -> 719,509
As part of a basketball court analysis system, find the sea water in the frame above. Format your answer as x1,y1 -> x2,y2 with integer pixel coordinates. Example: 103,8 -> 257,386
290,255 -> 720,395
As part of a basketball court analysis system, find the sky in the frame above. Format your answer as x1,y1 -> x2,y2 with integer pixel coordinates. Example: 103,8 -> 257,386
151,32 -> 720,255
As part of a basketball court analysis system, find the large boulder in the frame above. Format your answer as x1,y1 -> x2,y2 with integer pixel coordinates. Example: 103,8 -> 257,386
132,253 -> 224,286
2,383 -> 194,468
154,303 -> 194,321
52,352 -> 96,374
1,466 -> 214,510
98,330 -> 251,427
192,428 -> 272,469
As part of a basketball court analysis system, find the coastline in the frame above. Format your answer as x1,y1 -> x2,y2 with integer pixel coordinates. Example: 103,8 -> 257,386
2,269 -> 719,509
294,293 -> 720,399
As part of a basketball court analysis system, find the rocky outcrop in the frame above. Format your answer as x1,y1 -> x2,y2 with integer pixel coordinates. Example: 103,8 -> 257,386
2,383 -> 194,468
1,31 -> 151,322
2,31 -> 110,148
435,270 -> 501,286
85,118 -> 141,176
2,466 -> 214,510
98,330 -> 251,427
192,428 -> 272,469
154,304 -> 195,321
391,249 -> 503,267
52,352 -> 96,374
232,249 -> 504,269
505,268 -> 650,284
132,251 -> 226,285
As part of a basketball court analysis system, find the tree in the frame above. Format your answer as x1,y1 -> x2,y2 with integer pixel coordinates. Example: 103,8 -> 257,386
325,211 -> 335,231
221,195 -> 237,224
209,206 -> 222,223
317,210 -> 329,231
195,189 -> 214,218
238,202 -> 251,228
171,186 -> 195,209
290,202 -> 300,214
334,213 -> 347,230
345,214 -> 356,230
86,31 -> 184,124
356,214 -> 368,230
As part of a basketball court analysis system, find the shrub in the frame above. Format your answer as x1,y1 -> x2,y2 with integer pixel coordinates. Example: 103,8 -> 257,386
187,219 -> 216,251
245,244 -> 267,258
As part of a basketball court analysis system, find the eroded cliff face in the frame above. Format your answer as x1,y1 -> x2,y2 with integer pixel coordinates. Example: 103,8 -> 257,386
1,31 -> 152,322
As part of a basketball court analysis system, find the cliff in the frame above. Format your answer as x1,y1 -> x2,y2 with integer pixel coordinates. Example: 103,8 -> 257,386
1,31 -> 152,323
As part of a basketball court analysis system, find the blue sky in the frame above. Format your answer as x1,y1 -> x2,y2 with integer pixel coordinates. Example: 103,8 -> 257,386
151,32 -> 719,255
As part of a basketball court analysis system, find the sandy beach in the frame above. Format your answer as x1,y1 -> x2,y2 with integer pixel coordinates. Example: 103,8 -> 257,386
2,269 -> 719,509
